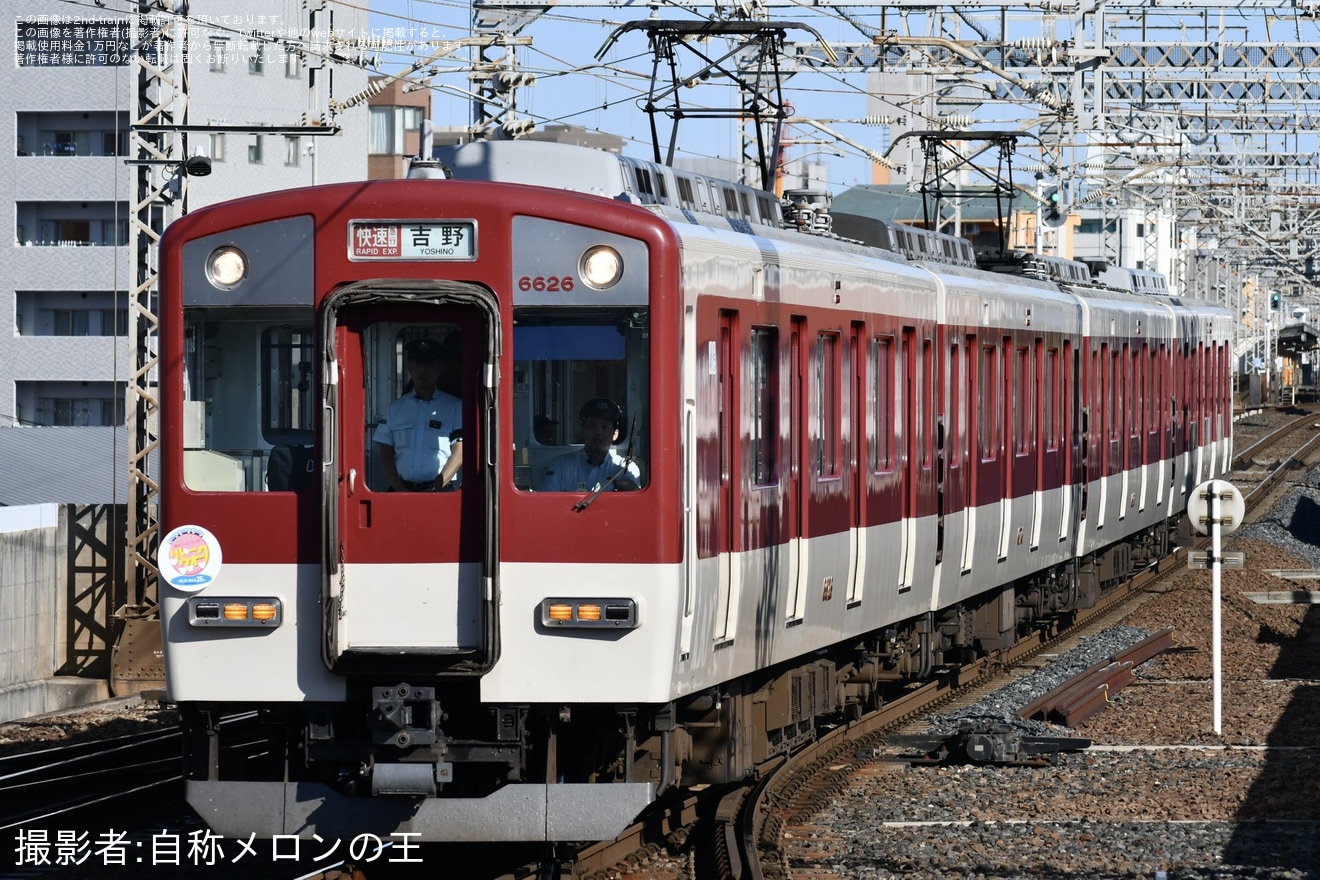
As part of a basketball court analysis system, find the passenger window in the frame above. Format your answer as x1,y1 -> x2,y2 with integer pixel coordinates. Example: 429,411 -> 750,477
723,188 -> 739,215
814,332 -> 840,477
750,327 -> 778,485
634,167 -> 655,203
872,335 -> 894,472
677,177 -> 696,210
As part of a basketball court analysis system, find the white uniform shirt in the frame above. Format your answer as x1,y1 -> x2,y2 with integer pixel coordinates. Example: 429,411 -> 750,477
539,448 -> 640,492
373,389 -> 463,483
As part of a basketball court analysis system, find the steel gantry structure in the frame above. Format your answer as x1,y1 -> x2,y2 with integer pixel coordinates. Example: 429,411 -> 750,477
466,0 -> 1320,307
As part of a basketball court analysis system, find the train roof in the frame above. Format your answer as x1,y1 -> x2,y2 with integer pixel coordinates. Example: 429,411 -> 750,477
427,140 -> 789,231
1098,265 -> 1170,296
427,140 -> 631,200
421,141 -> 978,266
417,140 -> 1190,299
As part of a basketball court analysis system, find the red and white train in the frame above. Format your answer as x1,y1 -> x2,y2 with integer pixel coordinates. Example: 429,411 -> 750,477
157,140 -> 1234,843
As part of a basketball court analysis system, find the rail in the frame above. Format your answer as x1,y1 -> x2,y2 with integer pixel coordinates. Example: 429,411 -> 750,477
1016,626 -> 1175,726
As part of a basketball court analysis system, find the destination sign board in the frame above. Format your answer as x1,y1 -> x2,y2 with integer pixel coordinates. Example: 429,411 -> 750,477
349,221 -> 476,261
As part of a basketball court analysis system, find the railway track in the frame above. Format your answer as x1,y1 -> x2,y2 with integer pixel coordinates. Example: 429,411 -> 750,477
724,409 -> 1320,880
0,728 -> 182,831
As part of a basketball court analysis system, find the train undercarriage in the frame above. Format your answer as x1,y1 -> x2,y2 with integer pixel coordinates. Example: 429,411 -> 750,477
179,518 -> 1173,840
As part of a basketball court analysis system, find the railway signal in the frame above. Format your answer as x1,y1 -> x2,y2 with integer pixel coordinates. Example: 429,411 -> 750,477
1041,184 -> 1066,228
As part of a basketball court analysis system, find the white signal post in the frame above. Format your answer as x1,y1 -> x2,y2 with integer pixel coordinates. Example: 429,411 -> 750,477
1187,480 -> 1245,736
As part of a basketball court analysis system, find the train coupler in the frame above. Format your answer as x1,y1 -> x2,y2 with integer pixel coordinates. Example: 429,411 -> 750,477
369,683 -> 442,747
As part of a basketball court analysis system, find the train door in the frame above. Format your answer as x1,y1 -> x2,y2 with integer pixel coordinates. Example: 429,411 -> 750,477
1010,339 -> 1038,549
805,326 -> 844,610
1121,343 -> 1137,518
1193,343 -> 1203,485
957,333 -> 977,573
1164,342 -> 1178,507
1136,344 -> 1151,511
973,339 -> 1002,560
1213,342 -> 1224,472
788,318 -> 807,620
1034,340 -> 1059,549
848,322 -> 866,604
1195,342 -> 1208,483
1078,344 -> 1094,526
1058,340 -> 1075,542
898,327 -> 919,588
713,314 -> 739,642
935,332 -> 964,569
997,336 -> 1015,560
1150,345 -> 1165,507
1097,342 -> 1112,530
870,331 -> 903,587
323,287 -> 496,668
1186,342 -> 1199,485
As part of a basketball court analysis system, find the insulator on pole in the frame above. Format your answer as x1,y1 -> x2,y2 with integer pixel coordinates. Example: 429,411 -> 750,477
331,76 -> 388,113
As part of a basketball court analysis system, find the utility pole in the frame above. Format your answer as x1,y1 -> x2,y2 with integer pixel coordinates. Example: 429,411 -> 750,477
115,0 -> 189,695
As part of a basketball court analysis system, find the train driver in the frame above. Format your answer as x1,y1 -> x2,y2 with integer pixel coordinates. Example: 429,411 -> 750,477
537,397 -> 640,492
374,336 -> 463,492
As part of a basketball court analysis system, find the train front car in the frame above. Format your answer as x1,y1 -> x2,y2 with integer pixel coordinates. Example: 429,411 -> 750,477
158,170 -> 681,842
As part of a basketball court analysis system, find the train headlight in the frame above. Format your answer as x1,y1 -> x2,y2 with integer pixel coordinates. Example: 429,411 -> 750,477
579,245 -> 623,289
540,597 -> 637,629
205,245 -> 248,290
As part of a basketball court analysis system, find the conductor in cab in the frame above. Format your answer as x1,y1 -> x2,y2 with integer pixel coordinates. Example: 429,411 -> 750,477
538,397 -> 640,493
375,336 -> 463,492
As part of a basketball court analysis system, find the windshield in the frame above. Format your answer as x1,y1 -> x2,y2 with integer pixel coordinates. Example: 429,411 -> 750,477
181,307 -> 315,492
511,307 -> 649,492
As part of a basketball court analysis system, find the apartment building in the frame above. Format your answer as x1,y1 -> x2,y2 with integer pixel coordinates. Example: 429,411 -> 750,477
2,0 -> 368,503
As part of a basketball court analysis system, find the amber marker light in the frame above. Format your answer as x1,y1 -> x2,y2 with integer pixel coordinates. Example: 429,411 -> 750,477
187,597 -> 283,627
540,598 -> 638,629
251,603 -> 278,621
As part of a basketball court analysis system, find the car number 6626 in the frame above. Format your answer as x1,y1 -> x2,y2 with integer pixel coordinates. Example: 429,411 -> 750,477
517,275 -> 575,292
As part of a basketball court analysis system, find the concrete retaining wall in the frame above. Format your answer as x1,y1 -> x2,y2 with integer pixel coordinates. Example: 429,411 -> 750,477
0,504 -> 110,722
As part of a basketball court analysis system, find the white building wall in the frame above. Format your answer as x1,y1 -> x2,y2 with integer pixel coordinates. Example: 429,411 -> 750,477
2,1 -> 368,498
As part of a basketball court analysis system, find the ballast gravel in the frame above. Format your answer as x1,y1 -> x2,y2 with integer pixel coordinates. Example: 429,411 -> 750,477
789,466 -> 1320,877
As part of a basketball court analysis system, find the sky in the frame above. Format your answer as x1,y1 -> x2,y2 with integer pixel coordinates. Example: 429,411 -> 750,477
361,0 -> 900,189
357,0 -> 1320,226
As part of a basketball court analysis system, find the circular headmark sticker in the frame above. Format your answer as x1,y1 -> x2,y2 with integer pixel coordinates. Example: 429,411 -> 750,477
158,525 -> 223,591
